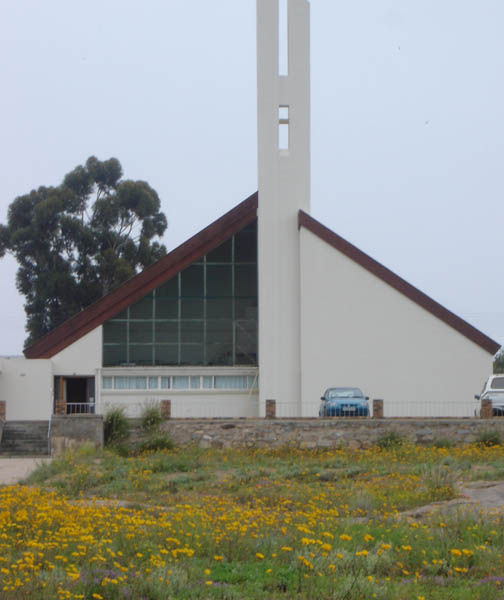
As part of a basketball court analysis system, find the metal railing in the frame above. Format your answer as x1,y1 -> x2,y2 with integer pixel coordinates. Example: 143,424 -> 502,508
66,403 -> 96,415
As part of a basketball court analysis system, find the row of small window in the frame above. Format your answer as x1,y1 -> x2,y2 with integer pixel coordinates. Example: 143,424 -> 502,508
102,374 -> 259,391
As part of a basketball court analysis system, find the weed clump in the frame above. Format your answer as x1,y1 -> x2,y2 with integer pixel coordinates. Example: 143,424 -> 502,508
140,402 -> 163,434
376,431 -> 405,449
104,406 -> 130,446
475,430 -> 502,447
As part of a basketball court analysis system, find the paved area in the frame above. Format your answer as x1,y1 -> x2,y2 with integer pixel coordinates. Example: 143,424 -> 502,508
0,457 -> 50,486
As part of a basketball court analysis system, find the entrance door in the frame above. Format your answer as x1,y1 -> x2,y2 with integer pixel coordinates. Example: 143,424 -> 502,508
54,377 -> 96,414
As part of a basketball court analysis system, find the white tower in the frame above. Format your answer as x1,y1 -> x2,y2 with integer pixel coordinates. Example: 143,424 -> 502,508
257,0 -> 310,416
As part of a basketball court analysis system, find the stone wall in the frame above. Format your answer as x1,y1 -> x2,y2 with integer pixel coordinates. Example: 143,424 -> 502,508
146,418 -> 504,449
50,415 -> 104,455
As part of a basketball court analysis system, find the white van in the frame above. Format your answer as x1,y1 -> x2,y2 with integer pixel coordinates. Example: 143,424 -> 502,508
475,375 -> 504,415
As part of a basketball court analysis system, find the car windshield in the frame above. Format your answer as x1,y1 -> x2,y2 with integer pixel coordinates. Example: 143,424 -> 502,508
490,377 -> 504,390
326,388 -> 363,400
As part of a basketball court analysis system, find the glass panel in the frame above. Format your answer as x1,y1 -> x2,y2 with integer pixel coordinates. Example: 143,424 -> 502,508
206,320 -> 233,343
181,265 -> 203,297
160,376 -> 171,389
235,320 -> 258,365
113,308 -> 128,320
130,293 -> 153,319
156,297 -> 178,319
234,298 -> 257,319
181,344 -> 204,365
102,376 -> 113,390
132,376 -> 147,390
114,376 -> 129,390
149,376 -> 158,389
235,224 -> 257,262
181,321 -> 204,343
154,345 -> 178,365
130,321 -> 153,344
181,298 -> 204,318
207,238 -> 232,263
157,277 -> 178,298
248,375 -> 258,389
155,321 -> 178,343
235,265 -> 257,297
202,376 -> 213,389
206,343 -> 233,366
190,376 -> 201,389
103,345 -> 128,367
207,265 -> 232,297
215,376 -> 248,389
491,377 -> 504,389
129,345 -> 153,365
103,321 -> 127,344
173,376 -> 189,389
207,298 -> 232,318
102,221 -> 257,368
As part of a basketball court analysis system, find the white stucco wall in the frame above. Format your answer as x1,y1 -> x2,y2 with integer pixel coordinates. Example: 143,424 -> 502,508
299,228 -> 493,417
51,327 -> 102,376
99,391 -> 259,419
0,357 -> 53,420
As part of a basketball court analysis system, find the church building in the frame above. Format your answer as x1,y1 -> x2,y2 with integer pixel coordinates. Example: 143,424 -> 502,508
0,0 -> 499,421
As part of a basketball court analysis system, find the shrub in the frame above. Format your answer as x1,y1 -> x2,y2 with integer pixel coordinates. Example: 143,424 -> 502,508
140,401 -> 163,434
475,430 -> 502,447
376,431 -> 405,449
136,434 -> 174,454
432,437 -> 455,449
104,406 -> 130,446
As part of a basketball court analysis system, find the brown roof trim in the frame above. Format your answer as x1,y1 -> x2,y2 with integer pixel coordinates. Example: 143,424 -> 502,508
25,192 -> 258,359
298,210 -> 500,355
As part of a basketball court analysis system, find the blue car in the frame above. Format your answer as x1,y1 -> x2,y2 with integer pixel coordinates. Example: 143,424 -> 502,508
319,387 -> 369,417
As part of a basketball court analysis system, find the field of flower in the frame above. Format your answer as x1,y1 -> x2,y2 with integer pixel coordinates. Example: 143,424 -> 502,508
2,441 -> 504,599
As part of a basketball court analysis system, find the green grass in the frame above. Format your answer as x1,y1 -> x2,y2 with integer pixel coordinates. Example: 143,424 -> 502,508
5,442 -> 504,599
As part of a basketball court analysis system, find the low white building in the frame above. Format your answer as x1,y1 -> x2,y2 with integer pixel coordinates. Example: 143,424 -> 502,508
0,0 -> 499,421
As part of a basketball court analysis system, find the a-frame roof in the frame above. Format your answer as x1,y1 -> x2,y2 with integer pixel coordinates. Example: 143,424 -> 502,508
24,193 -> 499,359
298,210 -> 500,355
24,192 -> 258,359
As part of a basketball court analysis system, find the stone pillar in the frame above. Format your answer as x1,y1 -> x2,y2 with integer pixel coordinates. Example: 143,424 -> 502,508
0,401 -> 6,421
373,399 -> 384,419
481,398 -> 493,419
265,399 -> 276,419
161,400 -> 171,420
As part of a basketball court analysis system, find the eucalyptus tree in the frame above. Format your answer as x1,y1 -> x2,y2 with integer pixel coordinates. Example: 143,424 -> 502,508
0,156 -> 167,346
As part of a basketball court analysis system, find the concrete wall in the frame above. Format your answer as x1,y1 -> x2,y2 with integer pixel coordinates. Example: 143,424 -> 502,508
299,227 -> 493,417
0,357 -> 53,420
257,0 -> 310,416
51,327 -> 102,376
50,415 -> 103,455
145,418 -> 504,449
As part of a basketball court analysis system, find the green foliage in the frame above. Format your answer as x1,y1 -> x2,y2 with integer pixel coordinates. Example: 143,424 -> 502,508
104,406 -> 131,446
376,431 -> 405,449
136,434 -> 175,454
494,350 -> 504,374
0,156 -> 167,346
432,437 -> 455,449
475,429 -> 502,447
140,402 -> 163,434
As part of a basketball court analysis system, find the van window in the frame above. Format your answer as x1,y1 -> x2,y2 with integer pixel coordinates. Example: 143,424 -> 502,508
490,377 -> 504,390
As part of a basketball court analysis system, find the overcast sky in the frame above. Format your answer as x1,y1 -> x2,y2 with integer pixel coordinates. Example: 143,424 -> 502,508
1,0 -> 503,355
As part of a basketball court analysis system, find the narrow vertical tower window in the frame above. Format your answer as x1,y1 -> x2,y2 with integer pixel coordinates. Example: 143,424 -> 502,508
278,105 -> 289,150
279,0 -> 289,75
